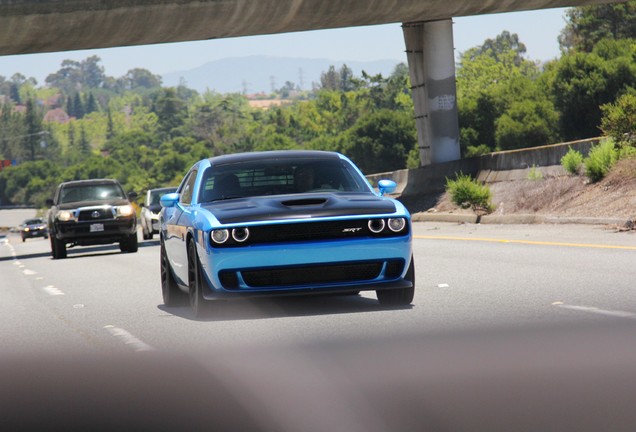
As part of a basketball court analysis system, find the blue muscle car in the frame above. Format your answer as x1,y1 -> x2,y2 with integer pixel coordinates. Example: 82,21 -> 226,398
160,150 -> 414,317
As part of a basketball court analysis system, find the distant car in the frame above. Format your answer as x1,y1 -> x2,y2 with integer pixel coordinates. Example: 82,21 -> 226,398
160,150 -> 414,317
140,187 -> 177,240
18,218 -> 48,242
46,179 -> 138,259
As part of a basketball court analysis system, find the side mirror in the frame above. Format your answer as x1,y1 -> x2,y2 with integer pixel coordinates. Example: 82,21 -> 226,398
377,179 -> 397,196
45,198 -> 54,207
160,192 -> 179,208
128,191 -> 138,200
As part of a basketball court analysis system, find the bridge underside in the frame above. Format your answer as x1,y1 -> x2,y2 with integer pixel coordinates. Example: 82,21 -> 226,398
0,1 -> 611,56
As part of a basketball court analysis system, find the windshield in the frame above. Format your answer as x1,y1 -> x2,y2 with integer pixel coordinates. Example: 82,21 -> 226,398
199,157 -> 371,203
149,188 -> 177,206
24,218 -> 44,225
60,184 -> 126,203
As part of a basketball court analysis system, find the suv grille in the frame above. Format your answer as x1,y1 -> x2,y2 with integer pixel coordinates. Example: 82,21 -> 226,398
78,207 -> 114,221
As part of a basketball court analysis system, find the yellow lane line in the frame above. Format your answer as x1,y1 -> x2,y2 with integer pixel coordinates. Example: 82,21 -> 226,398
414,235 -> 636,250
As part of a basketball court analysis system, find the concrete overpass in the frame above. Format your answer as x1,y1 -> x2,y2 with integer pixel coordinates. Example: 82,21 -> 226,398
0,0 -> 617,166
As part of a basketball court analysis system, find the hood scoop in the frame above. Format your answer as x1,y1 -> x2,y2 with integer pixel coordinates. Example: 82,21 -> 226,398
281,198 -> 327,207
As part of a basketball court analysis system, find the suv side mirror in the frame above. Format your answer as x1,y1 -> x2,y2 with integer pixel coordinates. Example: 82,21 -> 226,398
128,191 -> 138,200
45,198 -> 54,207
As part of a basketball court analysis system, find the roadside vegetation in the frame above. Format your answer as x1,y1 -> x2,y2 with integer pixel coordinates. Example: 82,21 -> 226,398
1,2 -> 636,208
445,173 -> 494,214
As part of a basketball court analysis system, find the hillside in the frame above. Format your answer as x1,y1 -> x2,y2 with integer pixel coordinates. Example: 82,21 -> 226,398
411,158 -> 636,222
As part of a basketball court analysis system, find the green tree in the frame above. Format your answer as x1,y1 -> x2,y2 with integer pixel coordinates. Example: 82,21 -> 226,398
471,30 -> 527,66
122,68 -> 163,90
343,109 -> 416,174
495,99 -> 560,150
559,2 -> 636,53
549,39 -> 636,140
152,88 -> 187,137
24,99 -> 44,161
600,92 -> 636,145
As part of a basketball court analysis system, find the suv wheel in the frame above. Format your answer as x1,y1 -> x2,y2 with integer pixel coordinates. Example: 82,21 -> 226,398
119,233 -> 138,253
51,236 -> 67,259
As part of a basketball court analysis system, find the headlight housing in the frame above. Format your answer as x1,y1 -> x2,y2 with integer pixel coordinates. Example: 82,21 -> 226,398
57,210 -> 76,222
115,204 -> 135,217
387,218 -> 407,233
211,229 -> 230,244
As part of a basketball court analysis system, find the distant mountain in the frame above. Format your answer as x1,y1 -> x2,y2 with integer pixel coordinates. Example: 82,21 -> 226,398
161,55 -> 403,94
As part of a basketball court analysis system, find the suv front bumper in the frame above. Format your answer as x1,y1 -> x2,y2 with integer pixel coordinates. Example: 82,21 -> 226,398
55,217 -> 136,246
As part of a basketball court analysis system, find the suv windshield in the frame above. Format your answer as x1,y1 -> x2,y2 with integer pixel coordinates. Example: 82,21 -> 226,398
60,184 -> 125,203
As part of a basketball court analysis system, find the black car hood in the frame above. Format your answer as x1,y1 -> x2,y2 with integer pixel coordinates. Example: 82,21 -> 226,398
57,199 -> 130,210
203,193 -> 397,225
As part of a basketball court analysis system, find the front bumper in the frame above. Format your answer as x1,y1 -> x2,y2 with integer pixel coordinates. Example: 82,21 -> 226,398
198,235 -> 412,300
55,218 -> 136,246
22,228 -> 48,238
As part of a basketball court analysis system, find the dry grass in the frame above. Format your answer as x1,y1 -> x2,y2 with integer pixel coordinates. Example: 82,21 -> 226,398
417,157 -> 636,219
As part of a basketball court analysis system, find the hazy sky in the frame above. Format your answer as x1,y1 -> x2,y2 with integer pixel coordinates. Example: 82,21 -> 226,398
0,7 -> 568,84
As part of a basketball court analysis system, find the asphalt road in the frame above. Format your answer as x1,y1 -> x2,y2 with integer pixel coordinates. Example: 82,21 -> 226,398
3,220 -> 636,430
2,221 -> 635,356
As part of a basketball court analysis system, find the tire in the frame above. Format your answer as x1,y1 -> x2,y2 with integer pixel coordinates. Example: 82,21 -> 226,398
120,233 -> 138,253
51,236 -> 67,259
142,225 -> 151,240
377,257 -> 415,306
161,239 -> 186,306
188,240 -> 207,318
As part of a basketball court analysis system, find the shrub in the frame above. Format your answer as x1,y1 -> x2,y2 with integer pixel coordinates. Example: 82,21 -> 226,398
527,165 -> 544,180
584,139 -> 618,182
561,147 -> 584,175
445,173 -> 494,214
600,93 -> 636,146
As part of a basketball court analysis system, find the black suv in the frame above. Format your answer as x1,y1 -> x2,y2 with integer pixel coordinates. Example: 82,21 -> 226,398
47,179 -> 138,259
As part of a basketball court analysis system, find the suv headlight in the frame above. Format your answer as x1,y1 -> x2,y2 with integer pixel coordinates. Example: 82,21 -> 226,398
115,205 -> 135,217
57,210 -> 76,222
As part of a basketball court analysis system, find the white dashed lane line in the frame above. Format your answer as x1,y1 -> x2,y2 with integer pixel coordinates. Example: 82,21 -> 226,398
104,325 -> 155,352
553,302 -> 636,320
42,285 -> 65,296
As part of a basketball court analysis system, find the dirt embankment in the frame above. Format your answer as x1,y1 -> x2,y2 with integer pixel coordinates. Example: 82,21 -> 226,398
408,158 -> 636,221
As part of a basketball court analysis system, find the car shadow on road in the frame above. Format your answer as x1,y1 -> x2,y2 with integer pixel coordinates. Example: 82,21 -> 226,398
157,293 -> 413,322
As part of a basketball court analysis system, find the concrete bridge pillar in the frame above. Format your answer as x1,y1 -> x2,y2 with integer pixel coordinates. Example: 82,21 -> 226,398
403,19 -> 461,166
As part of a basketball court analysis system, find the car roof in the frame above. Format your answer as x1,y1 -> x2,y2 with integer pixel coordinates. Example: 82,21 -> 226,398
207,150 -> 341,167
59,179 -> 121,187
149,187 -> 177,192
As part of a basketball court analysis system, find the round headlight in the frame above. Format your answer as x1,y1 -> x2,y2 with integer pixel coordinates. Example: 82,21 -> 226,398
211,229 -> 229,244
232,227 -> 250,243
57,210 -> 74,222
387,218 -> 406,232
368,219 -> 386,234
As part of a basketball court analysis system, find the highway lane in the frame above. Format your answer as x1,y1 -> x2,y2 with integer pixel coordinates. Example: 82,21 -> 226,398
2,222 -> 636,358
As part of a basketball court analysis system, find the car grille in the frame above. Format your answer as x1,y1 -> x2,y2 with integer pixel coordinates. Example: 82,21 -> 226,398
77,207 -> 114,221
213,219 -> 409,247
219,260 -> 404,289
